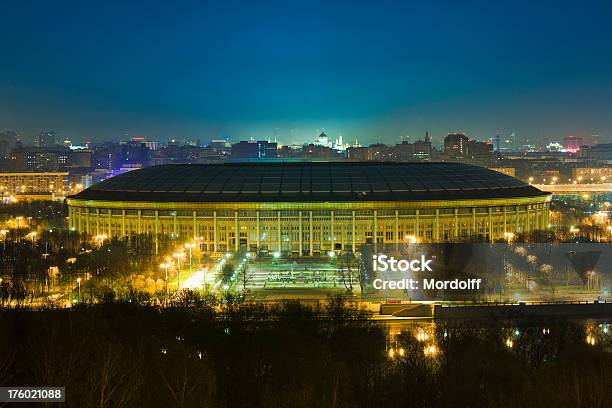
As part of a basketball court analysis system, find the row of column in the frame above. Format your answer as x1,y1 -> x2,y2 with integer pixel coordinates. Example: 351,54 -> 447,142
71,205 -> 549,254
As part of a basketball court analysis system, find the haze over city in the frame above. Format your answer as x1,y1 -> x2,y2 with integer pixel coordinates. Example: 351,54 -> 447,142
1,0 -> 612,145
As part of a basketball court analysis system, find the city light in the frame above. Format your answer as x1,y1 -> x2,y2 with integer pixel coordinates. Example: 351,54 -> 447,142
423,345 -> 437,356
404,234 -> 417,244
94,234 -> 107,245
416,329 -> 429,342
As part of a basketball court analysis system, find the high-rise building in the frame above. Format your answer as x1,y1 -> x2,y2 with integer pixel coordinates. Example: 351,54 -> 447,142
231,141 -> 278,159
563,135 -> 583,154
444,133 -> 469,158
35,130 -> 59,148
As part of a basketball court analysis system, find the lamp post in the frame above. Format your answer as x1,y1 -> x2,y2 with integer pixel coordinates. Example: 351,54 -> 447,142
76,277 -> 81,302
160,263 -> 169,296
173,252 -> 184,289
27,231 -> 37,246
95,234 -> 107,246
184,243 -> 196,274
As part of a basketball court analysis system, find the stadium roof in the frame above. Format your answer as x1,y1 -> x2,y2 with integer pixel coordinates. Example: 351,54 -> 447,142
71,162 -> 549,202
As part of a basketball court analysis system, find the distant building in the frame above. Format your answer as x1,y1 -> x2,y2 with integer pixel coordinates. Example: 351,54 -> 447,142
444,133 -> 469,158
314,132 -> 331,148
0,172 -> 68,201
35,130 -> 59,148
9,146 -> 70,172
413,132 -> 432,161
209,139 -> 232,153
571,167 -> 612,182
563,135 -> 583,154
231,140 -> 278,159
580,143 -> 612,162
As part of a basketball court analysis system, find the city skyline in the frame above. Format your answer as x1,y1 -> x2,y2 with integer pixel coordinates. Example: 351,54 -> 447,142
1,0 -> 612,144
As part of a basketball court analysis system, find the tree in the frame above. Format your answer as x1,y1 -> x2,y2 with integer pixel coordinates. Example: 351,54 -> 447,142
336,252 -> 358,294
221,261 -> 235,284
539,263 -> 559,299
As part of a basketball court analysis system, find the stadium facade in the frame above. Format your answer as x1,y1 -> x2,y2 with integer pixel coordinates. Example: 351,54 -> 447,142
66,162 -> 552,255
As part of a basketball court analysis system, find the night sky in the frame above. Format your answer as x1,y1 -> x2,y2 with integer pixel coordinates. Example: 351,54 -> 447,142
1,0 -> 611,145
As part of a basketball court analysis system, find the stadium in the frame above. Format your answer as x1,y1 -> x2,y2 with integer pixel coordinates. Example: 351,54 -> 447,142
66,162 -> 552,256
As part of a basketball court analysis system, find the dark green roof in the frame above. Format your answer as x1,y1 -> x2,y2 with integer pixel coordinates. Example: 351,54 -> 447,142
71,162 -> 549,202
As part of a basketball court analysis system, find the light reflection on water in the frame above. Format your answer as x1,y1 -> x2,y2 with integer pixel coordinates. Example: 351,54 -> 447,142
382,319 -> 611,361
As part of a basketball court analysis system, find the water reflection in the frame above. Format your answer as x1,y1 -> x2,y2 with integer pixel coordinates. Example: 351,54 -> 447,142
383,319 -> 610,363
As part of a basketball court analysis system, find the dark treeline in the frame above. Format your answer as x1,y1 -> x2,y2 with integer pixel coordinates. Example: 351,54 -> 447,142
0,296 -> 610,408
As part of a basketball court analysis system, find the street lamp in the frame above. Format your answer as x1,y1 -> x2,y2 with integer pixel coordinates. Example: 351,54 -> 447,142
184,243 -> 196,274
27,231 -> 37,245
404,234 -> 417,244
173,252 -> 184,289
160,263 -> 170,296
95,234 -> 107,246
76,277 -> 81,302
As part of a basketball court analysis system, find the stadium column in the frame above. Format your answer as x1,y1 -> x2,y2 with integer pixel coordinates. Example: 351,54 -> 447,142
193,211 -> 197,240
454,208 -> 459,239
108,211 -> 111,237
395,210 -> 399,251
516,206 -> 520,233
525,207 -> 530,233
330,211 -> 334,252
488,207 -> 493,241
503,206 -> 507,234
472,208 -> 476,240
173,212 -> 177,240
155,210 -> 159,254
213,211 -> 218,253
256,211 -> 260,252
86,210 -> 90,234
298,211 -> 302,256
434,209 -> 439,241
309,211 -> 313,256
234,211 -> 239,252
277,211 -> 281,253
96,208 -> 100,235
373,210 -> 378,252
415,209 -> 420,239
351,210 -> 356,253
137,210 -> 142,234
122,209 -> 126,237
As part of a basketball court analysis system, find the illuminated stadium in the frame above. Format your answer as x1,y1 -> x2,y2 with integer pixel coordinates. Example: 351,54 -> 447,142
66,162 -> 552,255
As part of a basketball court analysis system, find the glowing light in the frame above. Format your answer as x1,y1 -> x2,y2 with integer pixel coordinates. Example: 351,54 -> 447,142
181,269 -> 206,290
423,345 -> 437,356
404,234 -> 417,244
95,234 -> 107,244
416,329 -> 429,342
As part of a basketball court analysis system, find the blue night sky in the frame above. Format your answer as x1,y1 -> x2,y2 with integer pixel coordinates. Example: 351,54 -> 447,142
1,0 -> 611,145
